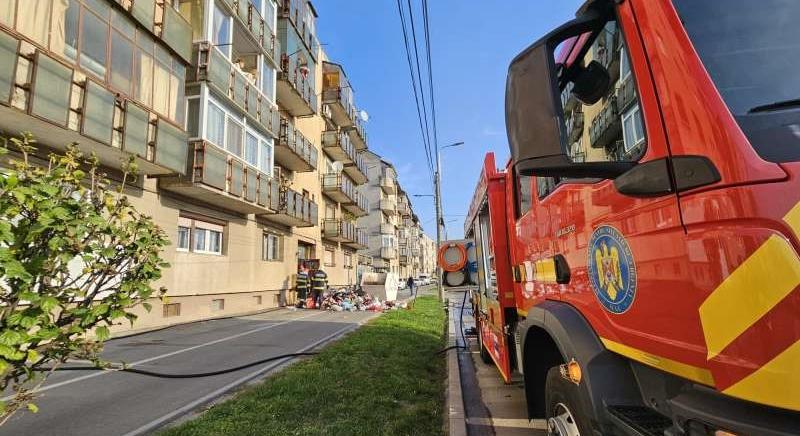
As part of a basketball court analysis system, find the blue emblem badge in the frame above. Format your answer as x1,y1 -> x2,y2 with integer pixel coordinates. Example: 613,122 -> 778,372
587,225 -> 637,314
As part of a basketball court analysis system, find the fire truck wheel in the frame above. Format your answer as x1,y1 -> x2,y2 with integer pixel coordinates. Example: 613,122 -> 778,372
478,329 -> 493,365
545,366 -> 593,436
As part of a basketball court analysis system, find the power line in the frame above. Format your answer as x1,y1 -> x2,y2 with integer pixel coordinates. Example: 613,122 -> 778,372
421,0 -> 439,155
396,0 -> 434,179
405,0 -> 435,172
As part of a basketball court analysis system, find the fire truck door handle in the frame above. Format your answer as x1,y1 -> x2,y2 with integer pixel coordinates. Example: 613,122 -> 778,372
554,254 -> 571,284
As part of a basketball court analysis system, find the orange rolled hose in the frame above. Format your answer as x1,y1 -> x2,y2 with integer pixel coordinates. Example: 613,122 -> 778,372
438,243 -> 467,272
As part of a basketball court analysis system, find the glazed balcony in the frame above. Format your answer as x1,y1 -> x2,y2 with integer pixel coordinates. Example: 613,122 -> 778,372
342,191 -> 368,218
346,117 -> 368,150
277,55 -> 317,117
345,228 -> 369,250
321,173 -> 357,204
217,0 -> 279,64
112,0 -> 192,62
380,223 -> 395,235
380,176 -> 397,194
160,141 -> 279,214
260,189 -> 318,227
277,116 -> 318,172
379,199 -> 396,215
322,219 -> 357,243
321,62 -> 355,128
191,43 -> 281,138
279,0 -> 320,56
380,247 -> 397,260
0,39 -> 187,176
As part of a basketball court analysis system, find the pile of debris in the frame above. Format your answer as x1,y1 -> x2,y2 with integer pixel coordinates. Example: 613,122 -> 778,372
320,288 -> 408,312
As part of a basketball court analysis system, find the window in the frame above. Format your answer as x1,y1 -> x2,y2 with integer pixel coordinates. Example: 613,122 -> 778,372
0,0 -> 14,26
180,216 -> 225,255
261,62 -> 275,100
17,0 -> 52,46
324,248 -> 335,267
163,303 -> 181,317
152,46 -> 171,115
245,132 -> 259,167
253,295 -> 263,305
211,299 -> 225,311
262,233 -> 280,261
207,102 -> 225,146
186,98 -> 200,136
212,4 -> 231,58
260,139 -> 273,174
177,225 -> 190,251
135,34 -> 154,107
344,253 -> 352,269
50,0 -> 79,61
80,8 -> 109,79
516,175 -> 532,216
111,29 -> 135,94
556,18 -> 646,165
226,118 -> 243,156
622,105 -> 645,153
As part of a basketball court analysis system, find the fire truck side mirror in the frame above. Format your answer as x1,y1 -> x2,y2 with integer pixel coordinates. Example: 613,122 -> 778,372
505,6 -> 634,180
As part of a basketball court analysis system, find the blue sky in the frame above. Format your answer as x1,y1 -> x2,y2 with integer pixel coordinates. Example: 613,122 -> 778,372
315,1 -> 583,238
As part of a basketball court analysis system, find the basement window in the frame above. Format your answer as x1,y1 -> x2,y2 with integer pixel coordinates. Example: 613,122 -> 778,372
211,299 -> 225,312
163,303 -> 181,317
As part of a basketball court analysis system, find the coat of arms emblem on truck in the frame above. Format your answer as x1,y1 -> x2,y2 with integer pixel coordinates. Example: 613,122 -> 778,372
587,225 -> 637,314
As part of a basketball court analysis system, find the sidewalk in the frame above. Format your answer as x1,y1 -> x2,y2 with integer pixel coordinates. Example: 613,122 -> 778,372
446,289 -> 547,435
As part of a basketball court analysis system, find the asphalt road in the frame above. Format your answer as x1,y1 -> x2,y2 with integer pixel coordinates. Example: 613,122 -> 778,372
0,308 -> 380,436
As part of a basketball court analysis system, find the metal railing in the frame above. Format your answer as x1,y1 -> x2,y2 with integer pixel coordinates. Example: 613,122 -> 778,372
279,53 -> 318,113
279,116 -> 318,169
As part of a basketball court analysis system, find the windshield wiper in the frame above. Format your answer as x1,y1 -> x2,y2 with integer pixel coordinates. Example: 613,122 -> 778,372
748,98 -> 800,114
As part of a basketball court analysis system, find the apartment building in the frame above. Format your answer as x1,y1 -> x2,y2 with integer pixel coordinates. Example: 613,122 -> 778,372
0,0 -> 371,331
419,233 -> 436,278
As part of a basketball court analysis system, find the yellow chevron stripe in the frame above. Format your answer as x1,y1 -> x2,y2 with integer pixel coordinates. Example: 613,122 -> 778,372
699,234 -> 800,360
723,339 -> 800,411
601,338 -> 714,386
783,201 -> 800,236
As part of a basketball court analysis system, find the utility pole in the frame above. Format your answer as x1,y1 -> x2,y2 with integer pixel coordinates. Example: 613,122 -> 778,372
433,142 -> 464,302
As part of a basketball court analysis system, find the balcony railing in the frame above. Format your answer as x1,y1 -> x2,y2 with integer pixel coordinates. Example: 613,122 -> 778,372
380,176 -> 396,194
321,130 -> 356,164
322,219 -> 357,243
380,223 -> 395,235
218,0 -> 278,63
345,228 -> 369,250
380,247 -> 397,260
261,189 -> 318,227
279,0 -> 320,56
277,116 -> 318,172
397,199 -> 411,217
0,39 -> 186,176
321,173 -> 357,205
346,116 -> 367,150
344,152 -> 368,185
379,198 -> 396,215
160,141 -> 278,214
277,54 -> 317,117
342,191 -> 368,218
358,254 -> 373,266
193,43 -> 280,138
113,0 -> 191,63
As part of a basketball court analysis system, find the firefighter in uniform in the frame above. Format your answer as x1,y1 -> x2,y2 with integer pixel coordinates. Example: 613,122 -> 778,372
296,265 -> 310,307
311,268 -> 328,309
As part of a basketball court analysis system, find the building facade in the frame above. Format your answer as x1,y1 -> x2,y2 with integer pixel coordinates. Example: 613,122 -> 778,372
0,0 -> 379,332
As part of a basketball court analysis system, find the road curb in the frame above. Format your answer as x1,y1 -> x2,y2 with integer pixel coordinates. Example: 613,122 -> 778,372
446,298 -> 469,436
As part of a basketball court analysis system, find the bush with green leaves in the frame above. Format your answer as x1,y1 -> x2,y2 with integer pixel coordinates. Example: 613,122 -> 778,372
0,133 -> 169,424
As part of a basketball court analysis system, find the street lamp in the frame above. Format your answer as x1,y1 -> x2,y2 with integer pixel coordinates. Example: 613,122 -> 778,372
434,141 -> 464,301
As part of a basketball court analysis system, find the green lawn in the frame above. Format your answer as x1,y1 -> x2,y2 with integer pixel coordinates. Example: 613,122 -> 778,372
161,296 -> 447,436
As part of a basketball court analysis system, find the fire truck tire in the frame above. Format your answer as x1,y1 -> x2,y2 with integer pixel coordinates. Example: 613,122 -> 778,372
545,366 -> 594,436
478,328 -> 493,365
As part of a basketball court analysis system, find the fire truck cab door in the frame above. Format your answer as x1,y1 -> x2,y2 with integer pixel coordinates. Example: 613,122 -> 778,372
535,6 -> 710,374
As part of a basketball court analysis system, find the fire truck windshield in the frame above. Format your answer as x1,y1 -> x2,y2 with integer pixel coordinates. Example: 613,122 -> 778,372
673,0 -> 800,162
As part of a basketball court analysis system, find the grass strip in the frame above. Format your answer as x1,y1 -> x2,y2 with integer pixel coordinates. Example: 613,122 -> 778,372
161,295 -> 447,436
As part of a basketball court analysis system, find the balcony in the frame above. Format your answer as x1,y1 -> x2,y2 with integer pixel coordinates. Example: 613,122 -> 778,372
160,141 -> 279,214
321,130 -> 356,164
321,173 -> 357,204
344,152 -> 368,185
380,247 -> 397,260
260,189 -> 318,227
399,248 -> 409,265
397,200 -> 411,218
322,219 -> 357,243
379,199 -> 396,215
342,191 -> 368,218
279,0 -> 320,56
345,228 -> 369,250
0,40 -> 186,176
191,43 -> 280,138
277,55 -> 317,117
277,116 -> 318,172
358,254 -> 373,266
380,176 -> 396,194
321,62 -> 355,128
346,117 -> 368,150
380,223 -> 395,235
217,0 -> 279,65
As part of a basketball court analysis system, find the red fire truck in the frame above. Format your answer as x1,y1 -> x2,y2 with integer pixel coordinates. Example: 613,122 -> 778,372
462,0 -> 800,434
